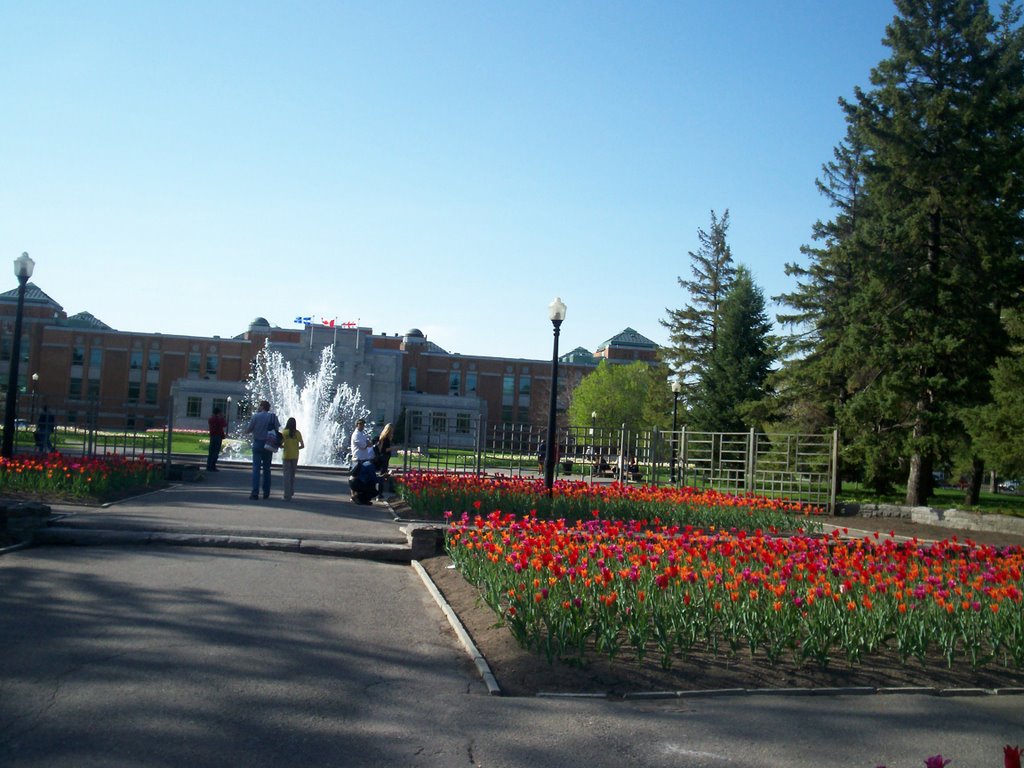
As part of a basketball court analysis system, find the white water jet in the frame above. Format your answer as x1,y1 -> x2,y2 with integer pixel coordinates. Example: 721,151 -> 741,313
244,343 -> 369,466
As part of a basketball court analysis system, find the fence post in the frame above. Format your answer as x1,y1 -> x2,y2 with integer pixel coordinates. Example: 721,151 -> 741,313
165,396 -> 175,477
679,426 -> 687,487
830,428 -> 840,515
747,427 -> 756,494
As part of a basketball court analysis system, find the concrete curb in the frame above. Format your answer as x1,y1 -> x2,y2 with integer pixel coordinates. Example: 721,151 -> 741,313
32,526 -> 415,562
411,559 -> 501,696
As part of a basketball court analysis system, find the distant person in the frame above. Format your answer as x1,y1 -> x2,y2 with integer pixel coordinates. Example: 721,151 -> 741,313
245,400 -> 280,500
280,417 -> 305,501
350,418 -> 371,465
35,406 -> 55,454
206,407 -> 227,472
537,441 -> 546,474
374,422 -> 394,474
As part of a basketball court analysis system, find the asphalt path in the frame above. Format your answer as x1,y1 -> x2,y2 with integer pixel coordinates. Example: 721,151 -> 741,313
1,466 -> 1022,767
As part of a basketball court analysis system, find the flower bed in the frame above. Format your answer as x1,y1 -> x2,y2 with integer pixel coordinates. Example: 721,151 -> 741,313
444,507 -> 1024,672
395,471 -> 822,533
0,453 -> 165,501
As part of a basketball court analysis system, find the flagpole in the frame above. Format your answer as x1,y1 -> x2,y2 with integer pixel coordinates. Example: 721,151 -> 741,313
355,318 -> 361,351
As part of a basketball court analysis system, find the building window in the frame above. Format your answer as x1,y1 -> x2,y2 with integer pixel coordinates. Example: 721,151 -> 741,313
502,375 -> 514,404
449,371 -> 461,395
128,381 -> 141,403
188,352 -> 201,374
213,397 -> 228,418
72,346 -> 85,365
501,405 -> 513,423
408,367 -> 417,391
410,410 -> 423,432
130,351 -> 143,370
456,413 -> 471,434
466,371 -> 477,393
89,348 -> 102,369
148,352 -> 160,372
86,379 -> 100,398
519,375 -> 531,396
145,382 -> 158,405
206,355 -> 219,376
186,397 -> 202,418
69,377 -> 82,398
431,412 -> 448,433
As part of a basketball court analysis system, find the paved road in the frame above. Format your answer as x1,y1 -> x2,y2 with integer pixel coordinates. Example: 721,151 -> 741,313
1,466 -> 1022,767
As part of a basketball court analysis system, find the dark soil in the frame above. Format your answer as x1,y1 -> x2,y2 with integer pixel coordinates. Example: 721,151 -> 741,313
419,513 -> 1024,698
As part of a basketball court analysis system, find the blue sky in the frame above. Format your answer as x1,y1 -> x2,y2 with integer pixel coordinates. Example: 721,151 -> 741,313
1,1 -> 895,360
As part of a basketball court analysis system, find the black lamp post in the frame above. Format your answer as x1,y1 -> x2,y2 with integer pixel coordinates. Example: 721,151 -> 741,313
2,252 -> 35,458
29,373 -> 38,425
670,379 -> 681,484
543,297 -> 566,493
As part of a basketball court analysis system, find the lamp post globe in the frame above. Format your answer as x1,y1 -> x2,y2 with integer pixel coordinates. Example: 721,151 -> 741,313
2,252 -> 35,458
543,297 -> 566,493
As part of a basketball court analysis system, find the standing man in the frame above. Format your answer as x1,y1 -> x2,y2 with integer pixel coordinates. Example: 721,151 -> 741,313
245,400 -> 280,500
207,406 -> 227,472
350,418 -> 371,465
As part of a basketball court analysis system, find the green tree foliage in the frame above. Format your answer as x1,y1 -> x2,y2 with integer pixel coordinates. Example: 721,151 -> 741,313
964,311 -> 1024,482
660,210 -> 735,394
779,0 -> 1024,502
567,360 -> 672,433
689,266 -> 775,432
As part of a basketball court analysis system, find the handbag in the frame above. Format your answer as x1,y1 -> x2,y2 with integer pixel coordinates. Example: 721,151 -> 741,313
264,426 -> 282,452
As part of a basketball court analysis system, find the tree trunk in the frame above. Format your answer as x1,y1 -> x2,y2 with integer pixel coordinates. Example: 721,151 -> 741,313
905,450 -> 933,506
964,456 -> 983,506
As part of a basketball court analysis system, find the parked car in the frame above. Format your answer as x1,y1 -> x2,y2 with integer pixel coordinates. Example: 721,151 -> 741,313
998,479 -> 1019,492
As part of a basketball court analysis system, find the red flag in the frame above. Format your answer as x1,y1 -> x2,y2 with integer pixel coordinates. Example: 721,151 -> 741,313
321,318 -> 335,328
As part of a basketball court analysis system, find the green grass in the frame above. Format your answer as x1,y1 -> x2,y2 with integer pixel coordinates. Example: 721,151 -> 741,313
840,482 -> 1024,518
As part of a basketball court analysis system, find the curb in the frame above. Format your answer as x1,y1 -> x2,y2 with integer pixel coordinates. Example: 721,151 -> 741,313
411,559 -> 501,696
31,527 -> 415,562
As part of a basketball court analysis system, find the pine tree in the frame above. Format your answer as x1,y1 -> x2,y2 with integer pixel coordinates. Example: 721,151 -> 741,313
661,210 -> 735,395
689,267 -> 775,432
781,0 -> 1024,502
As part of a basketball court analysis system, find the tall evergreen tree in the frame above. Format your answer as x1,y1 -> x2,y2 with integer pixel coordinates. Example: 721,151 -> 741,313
781,0 -> 1024,502
689,266 -> 775,432
661,210 -> 735,395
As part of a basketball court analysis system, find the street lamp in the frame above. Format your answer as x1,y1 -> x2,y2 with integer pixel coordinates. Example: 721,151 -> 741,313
543,297 -> 566,493
670,379 -> 682,484
2,252 -> 35,458
226,396 -> 233,435
30,373 -> 38,425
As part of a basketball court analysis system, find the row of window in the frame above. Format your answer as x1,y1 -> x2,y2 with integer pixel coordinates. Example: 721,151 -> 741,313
408,411 -> 474,435
128,350 -> 219,376
407,368 -> 481,395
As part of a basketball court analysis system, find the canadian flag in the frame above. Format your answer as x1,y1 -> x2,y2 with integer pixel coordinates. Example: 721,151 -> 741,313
321,318 -> 335,328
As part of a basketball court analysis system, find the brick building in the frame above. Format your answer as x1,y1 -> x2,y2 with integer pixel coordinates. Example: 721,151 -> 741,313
0,283 -> 659,441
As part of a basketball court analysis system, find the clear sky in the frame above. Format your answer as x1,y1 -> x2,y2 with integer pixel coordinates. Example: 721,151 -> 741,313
1,1 -> 895,361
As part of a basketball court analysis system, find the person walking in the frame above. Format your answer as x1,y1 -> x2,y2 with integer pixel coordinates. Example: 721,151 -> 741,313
206,407 -> 227,472
350,418 -> 371,465
35,405 -> 55,454
245,400 -> 280,500
280,417 -> 305,501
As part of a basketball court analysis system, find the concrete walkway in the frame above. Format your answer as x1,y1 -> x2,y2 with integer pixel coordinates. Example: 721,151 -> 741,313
1,466 -> 1023,767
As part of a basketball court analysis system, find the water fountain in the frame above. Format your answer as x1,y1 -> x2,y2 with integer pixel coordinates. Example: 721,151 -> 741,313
241,343 -> 369,466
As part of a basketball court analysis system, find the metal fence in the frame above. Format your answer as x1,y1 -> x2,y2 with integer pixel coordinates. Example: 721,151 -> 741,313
398,414 -> 838,512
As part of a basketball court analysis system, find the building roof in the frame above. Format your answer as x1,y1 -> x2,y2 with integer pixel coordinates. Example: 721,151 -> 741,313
65,311 -> 112,330
594,327 -> 659,353
559,346 -> 598,365
0,282 -> 64,312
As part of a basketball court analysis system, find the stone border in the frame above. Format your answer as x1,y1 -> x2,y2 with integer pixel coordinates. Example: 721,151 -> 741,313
840,502 -> 1024,537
